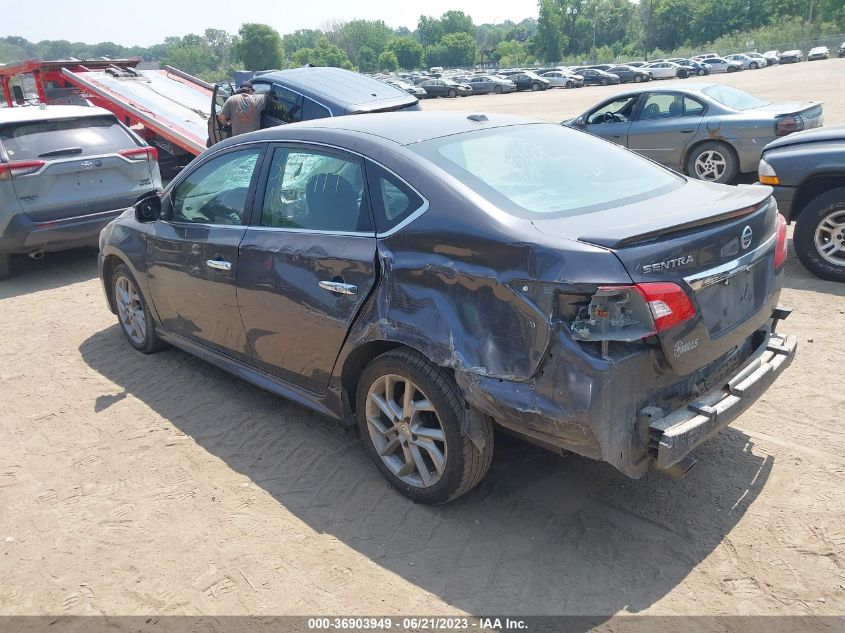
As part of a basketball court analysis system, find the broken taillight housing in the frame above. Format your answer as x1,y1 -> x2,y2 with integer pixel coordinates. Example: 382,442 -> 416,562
0,160 -> 45,181
570,282 -> 695,343
775,115 -> 804,136
774,212 -> 788,268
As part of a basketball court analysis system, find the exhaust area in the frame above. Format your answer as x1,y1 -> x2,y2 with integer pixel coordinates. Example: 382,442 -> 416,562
29,250 -> 45,260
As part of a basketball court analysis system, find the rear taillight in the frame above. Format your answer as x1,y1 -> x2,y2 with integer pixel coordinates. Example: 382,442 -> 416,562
570,282 -> 695,343
119,146 -> 158,161
776,115 -> 804,136
0,160 -> 45,181
774,212 -> 788,268
636,282 -> 696,332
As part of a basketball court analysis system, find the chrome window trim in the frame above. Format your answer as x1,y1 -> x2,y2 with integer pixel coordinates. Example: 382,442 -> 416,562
684,232 -> 776,291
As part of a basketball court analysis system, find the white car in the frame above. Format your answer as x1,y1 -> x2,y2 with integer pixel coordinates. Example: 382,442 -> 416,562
540,70 -> 584,88
699,57 -> 743,73
745,52 -> 770,67
725,53 -> 761,69
807,46 -> 830,61
643,61 -> 686,79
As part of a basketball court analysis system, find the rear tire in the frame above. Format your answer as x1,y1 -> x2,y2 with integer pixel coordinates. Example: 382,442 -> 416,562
112,264 -> 167,353
356,348 -> 494,504
0,254 -> 11,281
686,141 -> 738,184
793,187 -> 845,282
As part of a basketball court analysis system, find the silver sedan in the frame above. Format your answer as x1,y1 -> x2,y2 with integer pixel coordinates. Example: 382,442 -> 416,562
563,83 -> 823,183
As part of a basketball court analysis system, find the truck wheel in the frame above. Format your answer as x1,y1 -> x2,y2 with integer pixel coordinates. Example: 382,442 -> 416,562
793,187 -> 845,282
112,264 -> 167,353
686,141 -> 738,184
356,348 -> 494,504
0,254 -> 11,281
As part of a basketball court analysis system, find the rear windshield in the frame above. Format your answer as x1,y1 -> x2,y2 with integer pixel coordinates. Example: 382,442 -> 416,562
410,124 -> 683,219
0,115 -> 134,161
702,85 -> 769,110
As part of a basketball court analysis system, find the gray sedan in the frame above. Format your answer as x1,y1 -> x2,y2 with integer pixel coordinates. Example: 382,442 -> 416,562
463,75 -> 517,94
564,83 -> 823,183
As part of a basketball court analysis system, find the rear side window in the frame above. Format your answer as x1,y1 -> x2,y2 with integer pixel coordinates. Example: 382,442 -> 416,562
260,148 -> 371,233
366,163 -> 425,233
0,116 -> 134,161
302,98 -> 331,121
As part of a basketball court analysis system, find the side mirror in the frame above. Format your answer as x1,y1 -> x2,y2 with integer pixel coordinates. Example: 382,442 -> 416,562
575,116 -> 586,126
134,193 -> 162,223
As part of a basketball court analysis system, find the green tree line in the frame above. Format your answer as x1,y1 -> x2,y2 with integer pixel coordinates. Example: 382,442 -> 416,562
1,0 -> 843,77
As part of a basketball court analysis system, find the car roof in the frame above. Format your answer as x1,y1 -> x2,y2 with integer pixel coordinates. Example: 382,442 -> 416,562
252,67 -> 415,110
237,111 -> 541,147
0,104 -> 113,125
597,83 -> 717,99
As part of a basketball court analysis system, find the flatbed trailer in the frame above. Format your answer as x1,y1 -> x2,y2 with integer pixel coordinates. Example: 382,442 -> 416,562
0,59 -> 214,174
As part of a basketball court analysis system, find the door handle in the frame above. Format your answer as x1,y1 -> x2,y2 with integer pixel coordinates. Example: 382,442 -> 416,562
206,259 -> 232,271
680,129 -> 695,133
611,134 -> 623,139
319,280 -> 357,295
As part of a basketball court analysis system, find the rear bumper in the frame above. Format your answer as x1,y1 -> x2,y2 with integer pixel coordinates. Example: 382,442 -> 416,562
648,328 -> 796,471
0,208 -> 127,255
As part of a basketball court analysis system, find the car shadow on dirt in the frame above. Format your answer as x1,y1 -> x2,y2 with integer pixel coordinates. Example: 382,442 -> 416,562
780,240 -> 845,296
0,248 -> 99,301
80,324 -> 773,620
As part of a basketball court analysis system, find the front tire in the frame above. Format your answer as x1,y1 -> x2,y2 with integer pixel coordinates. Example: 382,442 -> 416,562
686,141 -> 738,184
600,78 -> 609,86
448,88 -> 456,98
793,187 -> 845,282
356,348 -> 494,504
531,82 -> 540,91
494,85 -> 503,94
750,62 -> 758,69
112,264 -> 166,353
634,74 -> 642,83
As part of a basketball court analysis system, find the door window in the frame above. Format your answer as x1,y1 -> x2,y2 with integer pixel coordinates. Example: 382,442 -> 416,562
639,93 -> 685,120
260,148 -> 371,233
587,95 -> 639,124
302,97 -> 331,121
171,148 -> 262,225
684,96 -> 706,116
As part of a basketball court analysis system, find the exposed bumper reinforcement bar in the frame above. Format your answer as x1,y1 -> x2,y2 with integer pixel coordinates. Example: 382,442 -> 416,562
647,307 -> 797,472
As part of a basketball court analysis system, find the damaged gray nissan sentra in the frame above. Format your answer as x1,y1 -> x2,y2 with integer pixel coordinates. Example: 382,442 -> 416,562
98,111 -> 796,504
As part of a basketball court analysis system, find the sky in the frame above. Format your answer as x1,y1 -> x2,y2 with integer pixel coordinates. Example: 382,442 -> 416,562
3,0 -> 541,46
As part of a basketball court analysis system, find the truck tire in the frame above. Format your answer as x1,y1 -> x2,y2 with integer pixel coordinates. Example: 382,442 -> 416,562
356,348 -> 494,504
0,254 -> 11,281
793,187 -> 845,282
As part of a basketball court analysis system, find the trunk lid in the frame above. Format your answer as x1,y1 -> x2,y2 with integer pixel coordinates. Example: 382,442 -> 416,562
532,180 -> 781,374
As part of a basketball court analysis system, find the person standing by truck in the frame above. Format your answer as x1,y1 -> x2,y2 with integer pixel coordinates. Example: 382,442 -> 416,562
217,80 -> 268,136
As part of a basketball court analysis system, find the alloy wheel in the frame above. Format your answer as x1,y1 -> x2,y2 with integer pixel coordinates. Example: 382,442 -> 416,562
115,275 -> 147,345
814,210 -> 845,267
365,374 -> 447,488
693,150 -> 727,181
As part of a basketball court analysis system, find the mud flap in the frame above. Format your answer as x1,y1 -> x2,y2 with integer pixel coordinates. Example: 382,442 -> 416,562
463,407 -> 489,453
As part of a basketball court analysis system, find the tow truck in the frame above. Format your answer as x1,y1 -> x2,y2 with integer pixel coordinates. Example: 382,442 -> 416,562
0,58 -> 218,176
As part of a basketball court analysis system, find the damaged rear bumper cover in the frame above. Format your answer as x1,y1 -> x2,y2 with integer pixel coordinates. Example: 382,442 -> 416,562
647,331 -> 797,472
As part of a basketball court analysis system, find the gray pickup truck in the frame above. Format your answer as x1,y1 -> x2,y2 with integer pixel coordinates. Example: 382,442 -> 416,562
759,126 -> 845,282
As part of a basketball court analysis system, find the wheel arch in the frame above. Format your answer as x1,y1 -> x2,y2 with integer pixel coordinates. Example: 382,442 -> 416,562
791,173 -> 845,222
101,253 -> 127,314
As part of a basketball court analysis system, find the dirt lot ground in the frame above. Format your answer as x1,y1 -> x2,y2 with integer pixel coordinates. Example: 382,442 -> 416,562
1,59 -> 844,622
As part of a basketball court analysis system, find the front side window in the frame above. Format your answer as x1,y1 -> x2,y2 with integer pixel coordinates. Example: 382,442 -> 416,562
588,95 -> 639,124
260,148 -> 370,232
171,148 -> 261,225
410,124 -> 682,219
